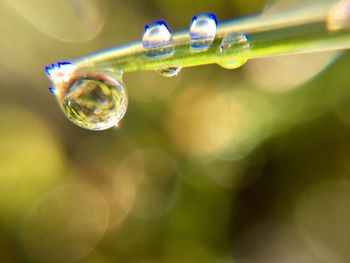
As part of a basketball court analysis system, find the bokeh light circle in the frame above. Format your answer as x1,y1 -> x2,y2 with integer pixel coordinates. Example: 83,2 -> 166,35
21,184 -> 109,263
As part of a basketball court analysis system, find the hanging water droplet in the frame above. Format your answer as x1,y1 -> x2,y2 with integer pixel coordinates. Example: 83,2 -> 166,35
45,62 -> 128,131
217,33 -> 251,69
142,21 -> 175,58
62,76 -> 127,130
157,66 -> 182,77
189,13 -> 217,52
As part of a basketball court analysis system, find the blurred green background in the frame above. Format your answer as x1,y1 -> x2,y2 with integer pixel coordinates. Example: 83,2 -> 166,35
1,0 -> 350,262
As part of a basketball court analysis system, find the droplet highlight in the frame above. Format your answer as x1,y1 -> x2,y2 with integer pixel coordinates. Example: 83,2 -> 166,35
142,21 -> 175,58
48,87 -> 55,94
157,66 -> 182,77
217,33 -> 251,69
189,13 -> 217,52
45,62 -> 128,131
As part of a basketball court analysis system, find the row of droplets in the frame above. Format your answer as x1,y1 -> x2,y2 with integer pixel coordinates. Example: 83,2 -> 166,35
45,13 -> 251,131
141,13 -> 251,77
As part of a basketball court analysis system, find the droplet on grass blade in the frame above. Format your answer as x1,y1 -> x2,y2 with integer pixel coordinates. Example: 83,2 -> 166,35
189,13 -> 217,52
157,66 -> 182,77
142,21 -> 175,58
217,33 -> 251,69
45,62 -> 128,131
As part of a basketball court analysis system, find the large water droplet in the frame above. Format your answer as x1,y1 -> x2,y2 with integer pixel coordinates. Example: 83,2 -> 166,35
63,76 -> 127,130
189,13 -> 217,52
45,62 -> 127,131
157,66 -> 182,77
217,33 -> 251,69
142,21 -> 175,58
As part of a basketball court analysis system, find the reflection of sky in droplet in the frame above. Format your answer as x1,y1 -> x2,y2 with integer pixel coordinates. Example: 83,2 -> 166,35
189,13 -> 217,52
45,62 -> 76,83
142,21 -> 175,58
6,0 -> 107,42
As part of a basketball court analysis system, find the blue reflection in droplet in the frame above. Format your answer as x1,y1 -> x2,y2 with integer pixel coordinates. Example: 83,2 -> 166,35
189,13 -> 217,52
142,21 -> 175,58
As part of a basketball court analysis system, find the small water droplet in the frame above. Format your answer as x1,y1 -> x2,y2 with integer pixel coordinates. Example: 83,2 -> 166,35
217,33 -> 251,69
189,13 -> 217,52
157,66 -> 182,77
142,21 -> 175,58
45,63 -> 128,131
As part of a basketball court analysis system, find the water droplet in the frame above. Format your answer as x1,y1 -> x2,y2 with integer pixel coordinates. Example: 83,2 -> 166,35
189,13 -> 217,52
63,76 -> 127,130
157,66 -> 182,77
217,33 -> 251,69
142,21 -> 175,58
45,62 -> 128,131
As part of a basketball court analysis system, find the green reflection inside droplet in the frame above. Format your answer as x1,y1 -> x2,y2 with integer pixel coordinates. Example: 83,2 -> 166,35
60,74 -> 128,131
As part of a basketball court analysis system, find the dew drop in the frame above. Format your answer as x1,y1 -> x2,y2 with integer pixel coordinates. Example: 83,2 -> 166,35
217,33 -> 251,69
157,66 -> 182,77
63,75 -> 127,130
45,62 -> 128,131
142,21 -> 175,58
189,13 -> 217,52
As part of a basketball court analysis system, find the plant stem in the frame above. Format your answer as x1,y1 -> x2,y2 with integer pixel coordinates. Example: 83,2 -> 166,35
75,1 -> 350,73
